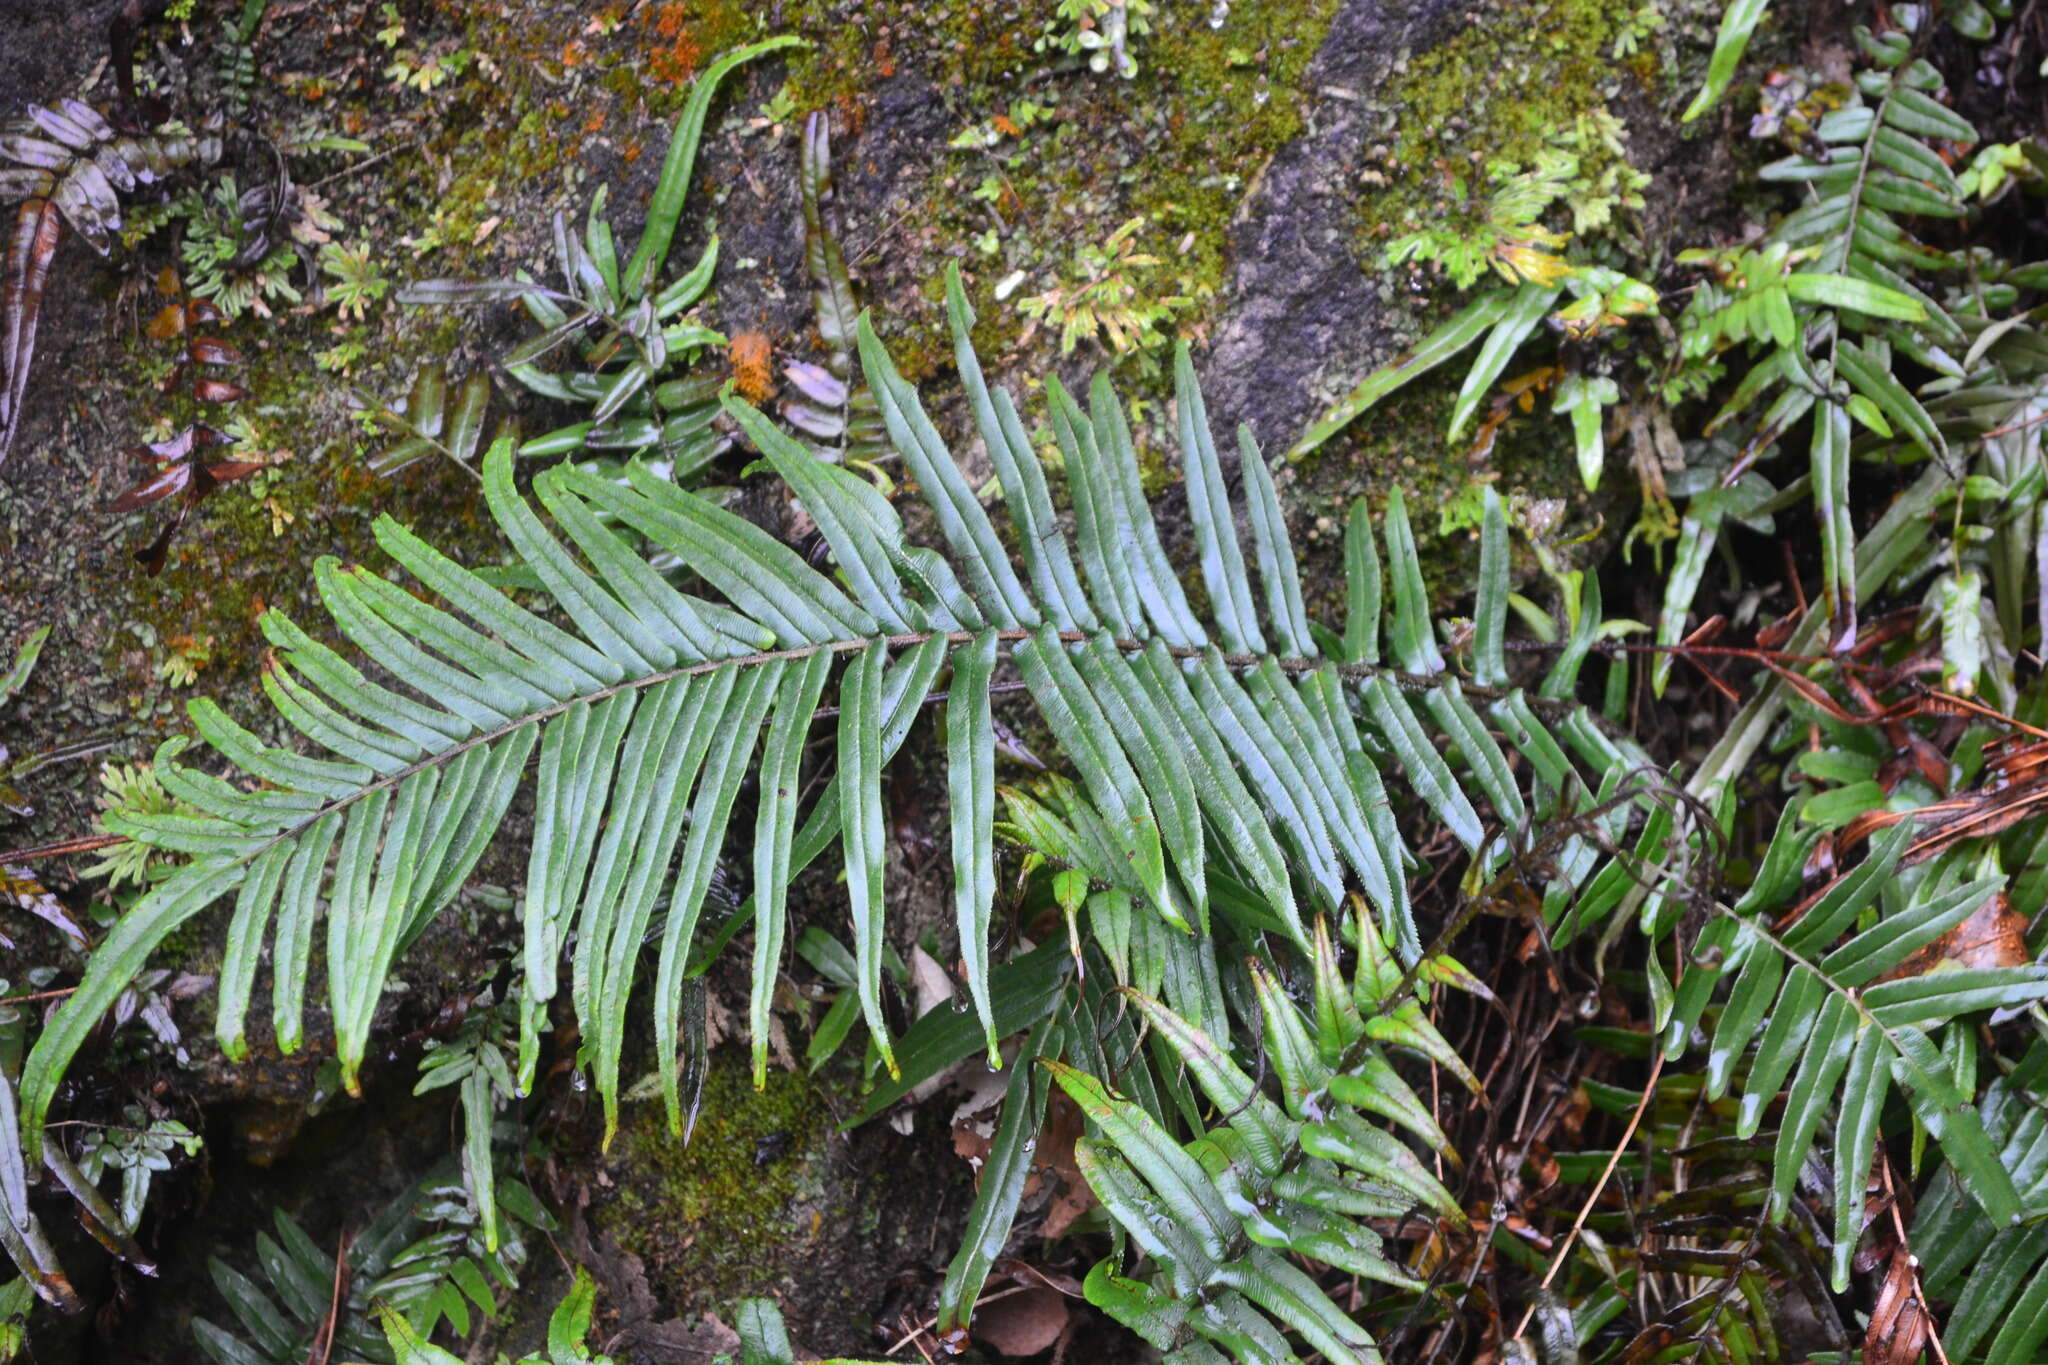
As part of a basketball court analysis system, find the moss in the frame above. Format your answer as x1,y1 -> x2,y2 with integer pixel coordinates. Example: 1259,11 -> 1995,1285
313,0 -> 1354,451
602,1053 -> 849,1316
1349,0 -> 1762,302
790,0 -> 1345,424
632,0 -> 765,115
1391,0 -> 1639,162
1356,0 -> 1648,261
1258,0 -> 1666,605
154,910 -> 216,966
1134,0 -> 1342,302
567,0 -> 1338,378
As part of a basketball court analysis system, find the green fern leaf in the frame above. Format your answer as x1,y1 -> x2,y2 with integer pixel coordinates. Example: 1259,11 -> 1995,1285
14,275 -> 1623,1260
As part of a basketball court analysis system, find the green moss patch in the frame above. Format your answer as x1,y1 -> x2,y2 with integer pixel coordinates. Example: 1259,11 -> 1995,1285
603,1055 -> 843,1316
1359,0 -> 1654,255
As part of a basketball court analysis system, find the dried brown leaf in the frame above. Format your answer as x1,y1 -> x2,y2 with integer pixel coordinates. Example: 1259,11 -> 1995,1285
1032,1093 -> 1095,1240
145,302 -> 185,340
109,462 -> 192,514
1886,889 -> 2028,978
1862,1244 -> 1929,1365
135,427 -> 198,463
198,460 -> 268,487
2,864 -> 86,948
191,376 -> 251,405
2,198 -> 63,467
188,337 -> 242,366
971,1285 -> 1068,1359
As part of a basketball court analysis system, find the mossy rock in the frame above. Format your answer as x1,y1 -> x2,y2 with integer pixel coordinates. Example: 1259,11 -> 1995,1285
589,1049 -> 964,1357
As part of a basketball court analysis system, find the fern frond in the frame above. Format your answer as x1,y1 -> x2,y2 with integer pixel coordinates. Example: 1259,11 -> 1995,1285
1682,0 -> 1771,122
1686,827 -> 2038,1282
1036,904 -> 1480,1364
1556,762 -> 2048,1294
1,99 -> 221,252
194,1161 -> 550,1365
17,255 -> 1628,1179
1707,41 -> 1976,648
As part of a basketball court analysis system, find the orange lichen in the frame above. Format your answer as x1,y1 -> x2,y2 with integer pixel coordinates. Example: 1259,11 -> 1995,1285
647,4 -> 702,84
727,331 -> 774,403
832,89 -> 866,135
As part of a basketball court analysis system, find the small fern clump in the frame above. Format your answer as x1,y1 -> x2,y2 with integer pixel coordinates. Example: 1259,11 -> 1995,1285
377,37 -> 801,483
193,1161 -> 552,1365
1,100 -> 225,466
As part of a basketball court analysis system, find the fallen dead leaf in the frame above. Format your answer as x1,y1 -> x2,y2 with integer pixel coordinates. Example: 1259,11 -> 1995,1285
910,945 -> 956,1019
972,1284 -> 1068,1358
3,863 -> 86,948
1032,1093 -> 1095,1239
953,1118 -> 992,1173
1885,889 -> 2027,978
1862,1242 -> 1929,1365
